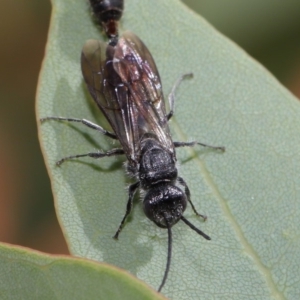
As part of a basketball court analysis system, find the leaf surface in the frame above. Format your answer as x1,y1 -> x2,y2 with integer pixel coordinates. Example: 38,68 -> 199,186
37,0 -> 300,299
0,243 -> 164,300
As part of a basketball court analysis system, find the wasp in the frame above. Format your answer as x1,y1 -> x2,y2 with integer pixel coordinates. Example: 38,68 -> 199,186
41,0 -> 224,292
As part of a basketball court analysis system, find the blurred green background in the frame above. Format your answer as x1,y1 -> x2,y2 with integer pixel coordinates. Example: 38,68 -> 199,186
0,0 -> 299,255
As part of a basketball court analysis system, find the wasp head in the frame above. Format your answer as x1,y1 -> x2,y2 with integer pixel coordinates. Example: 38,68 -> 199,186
143,184 -> 187,228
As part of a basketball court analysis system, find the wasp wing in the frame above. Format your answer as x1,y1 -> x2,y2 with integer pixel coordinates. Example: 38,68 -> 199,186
81,31 -> 174,165
81,38 -> 135,161
113,32 -> 174,153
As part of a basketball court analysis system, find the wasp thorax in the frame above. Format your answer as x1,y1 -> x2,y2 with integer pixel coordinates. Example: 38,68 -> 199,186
139,138 -> 177,188
143,184 -> 187,228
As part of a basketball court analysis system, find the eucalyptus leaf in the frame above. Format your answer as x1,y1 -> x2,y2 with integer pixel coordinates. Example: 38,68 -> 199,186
37,0 -> 300,299
0,243 -> 164,300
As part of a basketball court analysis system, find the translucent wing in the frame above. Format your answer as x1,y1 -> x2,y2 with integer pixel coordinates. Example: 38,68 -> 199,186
81,31 -> 174,165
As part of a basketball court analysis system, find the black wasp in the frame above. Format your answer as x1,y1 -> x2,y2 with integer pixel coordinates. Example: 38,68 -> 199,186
41,0 -> 224,293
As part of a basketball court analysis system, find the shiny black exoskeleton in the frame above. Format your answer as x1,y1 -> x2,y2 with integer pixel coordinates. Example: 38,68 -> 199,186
41,0 -> 225,293
89,0 -> 124,45
138,137 -> 185,228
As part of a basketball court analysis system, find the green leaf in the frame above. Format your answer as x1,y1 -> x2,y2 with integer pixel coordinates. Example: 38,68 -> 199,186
0,243 -> 164,300
37,0 -> 300,299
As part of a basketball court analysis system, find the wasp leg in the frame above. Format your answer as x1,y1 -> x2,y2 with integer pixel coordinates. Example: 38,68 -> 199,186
56,148 -> 124,166
166,73 -> 193,121
40,117 -> 117,139
174,141 -> 225,152
177,176 -> 207,221
113,181 -> 140,239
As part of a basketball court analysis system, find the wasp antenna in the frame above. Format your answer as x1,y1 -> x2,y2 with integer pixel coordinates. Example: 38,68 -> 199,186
181,216 -> 211,240
158,214 -> 173,293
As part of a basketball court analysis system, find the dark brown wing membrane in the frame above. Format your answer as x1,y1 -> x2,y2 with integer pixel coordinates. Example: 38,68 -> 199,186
114,32 -> 174,153
81,31 -> 174,164
81,38 -> 135,161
